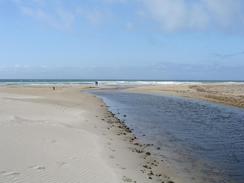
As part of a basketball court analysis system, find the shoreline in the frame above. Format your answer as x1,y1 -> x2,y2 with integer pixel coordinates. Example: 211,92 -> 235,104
91,87 -> 237,183
0,85 -> 177,183
2,82 -> 244,110
126,84 -> 244,109
1,83 -> 242,183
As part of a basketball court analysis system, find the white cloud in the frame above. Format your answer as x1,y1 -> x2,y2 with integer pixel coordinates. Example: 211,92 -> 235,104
11,0 -> 244,32
13,0 -> 107,30
204,0 -> 242,27
13,0 -> 75,30
20,7 -> 73,30
76,8 -> 107,26
139,0 -> 244,32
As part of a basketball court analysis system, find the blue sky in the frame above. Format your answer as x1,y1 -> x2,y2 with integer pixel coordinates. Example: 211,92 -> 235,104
0,0 -> 244,80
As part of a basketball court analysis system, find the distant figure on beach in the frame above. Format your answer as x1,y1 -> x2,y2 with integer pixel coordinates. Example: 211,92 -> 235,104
52,86 -> 56,91
95,81 -> 99,86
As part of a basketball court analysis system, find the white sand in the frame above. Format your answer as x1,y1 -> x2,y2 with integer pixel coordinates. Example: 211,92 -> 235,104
0,86 -> 177,183
0,90 -> 120,183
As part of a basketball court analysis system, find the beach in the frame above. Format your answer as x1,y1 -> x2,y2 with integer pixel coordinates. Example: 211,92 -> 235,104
127,83 -> 244,108
0,83 -> 243,183
0,85 -> 177,183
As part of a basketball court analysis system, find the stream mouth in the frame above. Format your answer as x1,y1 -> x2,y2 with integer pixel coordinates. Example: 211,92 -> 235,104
91,90 -> 244,183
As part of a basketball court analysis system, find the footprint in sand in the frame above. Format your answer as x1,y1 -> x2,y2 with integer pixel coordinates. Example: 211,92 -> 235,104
29,165 -> 46,171
122,176 -> 134,182
0,171 -> 20,176
108,147 -> 116,152
109,155 -> 115,159
56,161 -> 67,167
115,164 -> 127,170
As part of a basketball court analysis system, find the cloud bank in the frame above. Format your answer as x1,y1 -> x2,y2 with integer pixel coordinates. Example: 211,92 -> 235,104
140,0 -> 244,32
11,0 -> 244,32
12,0 -> 107,30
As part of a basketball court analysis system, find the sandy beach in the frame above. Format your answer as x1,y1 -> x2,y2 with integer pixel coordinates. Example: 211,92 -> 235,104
127,83 -> 244,108
0,83 -> 243,183
0,86 -> 178,183
2,0 -> 244,181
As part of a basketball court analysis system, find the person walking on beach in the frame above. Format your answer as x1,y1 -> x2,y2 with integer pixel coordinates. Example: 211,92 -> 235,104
95,81 -> 99,86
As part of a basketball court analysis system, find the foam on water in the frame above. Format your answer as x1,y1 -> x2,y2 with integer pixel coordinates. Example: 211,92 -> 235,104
0,79 -> 244,86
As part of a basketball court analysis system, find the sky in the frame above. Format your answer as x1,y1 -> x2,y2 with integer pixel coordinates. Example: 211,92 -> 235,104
0,0 -> 244,80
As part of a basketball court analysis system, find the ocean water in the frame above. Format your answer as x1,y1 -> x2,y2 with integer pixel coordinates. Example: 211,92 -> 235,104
0,79 -> 244,86
92,91 -> 244,183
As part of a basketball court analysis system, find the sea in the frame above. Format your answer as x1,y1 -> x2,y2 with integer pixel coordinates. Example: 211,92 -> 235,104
1,79 -> 244,182
0,79 -> 244,86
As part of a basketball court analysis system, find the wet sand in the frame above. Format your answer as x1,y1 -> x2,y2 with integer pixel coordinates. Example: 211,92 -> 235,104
0,86 -> 178,183
126,84 -> 244,108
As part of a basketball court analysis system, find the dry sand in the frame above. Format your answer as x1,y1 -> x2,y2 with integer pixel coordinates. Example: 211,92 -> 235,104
1,83 -> 238,183
0,86 -> 178,183
126,83 -> 244,108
